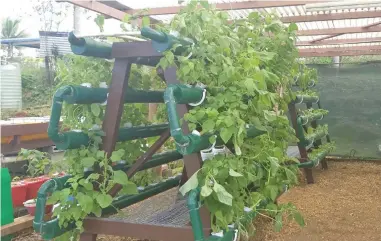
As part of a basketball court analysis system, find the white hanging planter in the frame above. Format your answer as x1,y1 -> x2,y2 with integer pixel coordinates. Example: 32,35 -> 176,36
212,145 -> 227,156
201,149 -> 214,161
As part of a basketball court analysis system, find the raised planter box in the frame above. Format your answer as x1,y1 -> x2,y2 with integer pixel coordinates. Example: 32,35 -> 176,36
25,176 -> 50,200
11,182 -> 28,207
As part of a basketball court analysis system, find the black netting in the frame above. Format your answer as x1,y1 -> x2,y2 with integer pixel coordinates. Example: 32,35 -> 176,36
307,62 -> 381,158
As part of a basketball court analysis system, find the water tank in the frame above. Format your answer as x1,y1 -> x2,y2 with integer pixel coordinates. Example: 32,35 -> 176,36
0,63 -> 22,110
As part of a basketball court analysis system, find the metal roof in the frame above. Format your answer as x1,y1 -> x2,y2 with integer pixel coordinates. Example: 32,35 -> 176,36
61,0 -> 381,56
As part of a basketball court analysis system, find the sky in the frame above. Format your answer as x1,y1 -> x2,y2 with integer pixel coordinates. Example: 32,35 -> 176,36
0,0 -> 130,57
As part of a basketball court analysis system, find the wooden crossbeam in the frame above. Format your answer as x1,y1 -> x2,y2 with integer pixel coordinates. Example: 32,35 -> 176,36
309,21 -> 381,43
62,0 -> 160,24
298,25 -> 381,36
122,1 -> 330,16
1,214 -> 51,236
298,45 -> 381,57
282,10 -> 381,23
297,37 -> 381,46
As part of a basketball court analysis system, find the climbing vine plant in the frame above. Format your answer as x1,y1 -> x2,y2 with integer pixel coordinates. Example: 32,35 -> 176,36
157,1 -> 308,235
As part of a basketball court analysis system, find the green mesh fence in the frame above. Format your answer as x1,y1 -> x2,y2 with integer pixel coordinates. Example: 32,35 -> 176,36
307,62 -> 381,159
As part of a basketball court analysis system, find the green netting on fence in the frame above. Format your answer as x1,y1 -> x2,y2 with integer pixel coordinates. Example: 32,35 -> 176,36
307,62 -> 381,159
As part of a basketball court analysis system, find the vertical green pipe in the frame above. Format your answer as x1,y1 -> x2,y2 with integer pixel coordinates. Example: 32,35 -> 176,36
187,188 -> 205,241
164,86 -> 191,145
48,86 -> 71,143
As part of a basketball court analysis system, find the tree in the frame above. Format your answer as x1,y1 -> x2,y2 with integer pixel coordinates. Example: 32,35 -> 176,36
1,17 -> 28,58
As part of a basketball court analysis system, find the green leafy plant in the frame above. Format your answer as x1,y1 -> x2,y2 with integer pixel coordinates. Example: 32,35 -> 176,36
158,1 -> 306,234
308,142 -> 336,160
17,148 -> 51,178
49,45 -> 166,239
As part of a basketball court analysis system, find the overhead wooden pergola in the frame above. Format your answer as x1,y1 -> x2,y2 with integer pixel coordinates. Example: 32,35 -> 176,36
62,0 -> 381,57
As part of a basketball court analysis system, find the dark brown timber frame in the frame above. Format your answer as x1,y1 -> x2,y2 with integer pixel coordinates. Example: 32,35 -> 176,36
79,41 -> 210,241
288,102 -> 314,184
288,99 -> 331,184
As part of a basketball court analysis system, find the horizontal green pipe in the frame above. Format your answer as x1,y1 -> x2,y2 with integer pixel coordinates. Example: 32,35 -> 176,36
116,151 -> 183,173
103,175 -> 182,214
295,95 -> 319,104
68,31 -> 112,59
60,85 -> 164,104
305,128 -> 327,144
141,27 -> 193,53
299,112 -> 324,125
54,124 -> 169,150
141,27 -> 168,43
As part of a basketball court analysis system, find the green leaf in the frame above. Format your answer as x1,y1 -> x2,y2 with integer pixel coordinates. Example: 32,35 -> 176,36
202,119 -> 215,132
201,185 -> 213,197
121,182 -> 138,195
78,179 -> 93,191
90,104 -> 101,117
96,193 -> 113,208
200,1 -> 209,9
142,16 -> 150,27
87,173 -> 100,180
179,170 -> 199,196
92,205 -> 102,217
293,211 -> 305,227
220,128 -> 233,143
264,185 -> 278,201
229,169 -> 243,177
209,135 -> 216,144
244,78 -> 256,94
213,182 -> 233,206
285,168 -> 297,184
96,150 -> 105,159
288,23 -> 298,32
113,170 -> 128,184
123,14 -> 130,23
76,193 -> 93,213
82,157 -> 96,168
274,213 -> 283,232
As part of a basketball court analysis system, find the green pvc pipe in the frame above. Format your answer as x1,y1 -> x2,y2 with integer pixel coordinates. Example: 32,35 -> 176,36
103,175 -> 182,213
299,113 -> 324,125
187,188 -> 205,241
53,124 -> 169,150
295,117 -> 310,147
164,84 -> 203,146
141,27 -> 194,53
295,95 -> 319,104
58,85 -> 164,104
68,32 -> 112,59
33,175 -> 72,240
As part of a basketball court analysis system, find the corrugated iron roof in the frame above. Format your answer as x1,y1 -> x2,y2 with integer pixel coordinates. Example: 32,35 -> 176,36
106,0 -> 381,52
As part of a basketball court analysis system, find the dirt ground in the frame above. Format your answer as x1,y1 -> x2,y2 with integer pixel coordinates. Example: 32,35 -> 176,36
252,161 -> 381,241
11,161 -> 381,241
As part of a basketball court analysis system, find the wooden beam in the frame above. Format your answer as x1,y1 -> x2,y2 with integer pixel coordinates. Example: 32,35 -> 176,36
297,37 -> 381,46
282,10 -> 381,23
62,0 -> 159,24
298,45 -> 381,57
297,25 -> 381,36
1,214 -> 51,236
64,0 -> 126,20
309,21 -> 381,42
123,1 -> 329,16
